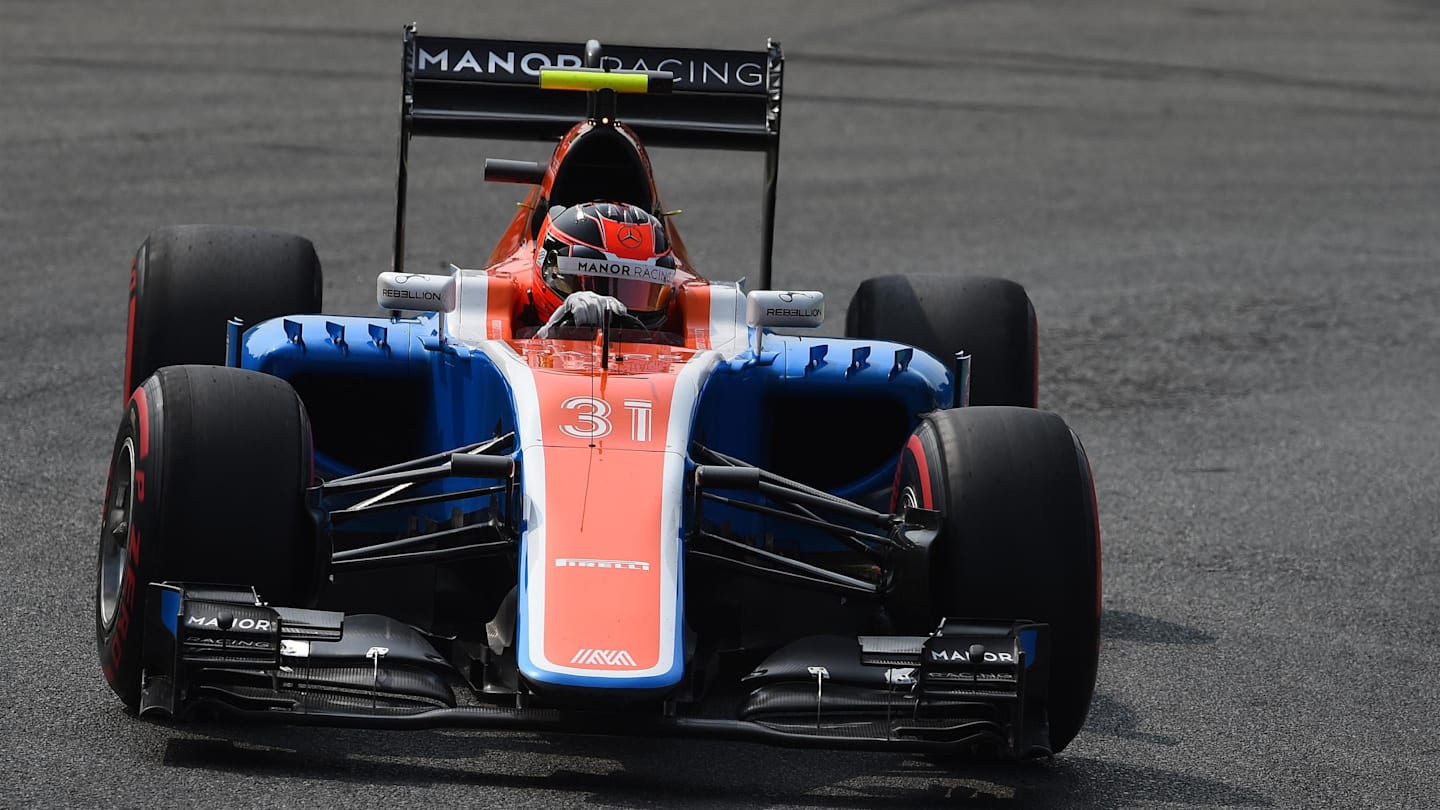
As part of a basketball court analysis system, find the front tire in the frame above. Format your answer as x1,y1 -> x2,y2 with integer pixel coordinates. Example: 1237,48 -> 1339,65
846,275 -> 1038,407
97,365 -> 319,709
893,406 -> 1100,753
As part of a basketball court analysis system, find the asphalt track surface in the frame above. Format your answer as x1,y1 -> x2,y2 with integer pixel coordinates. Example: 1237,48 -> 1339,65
3,1 -> 1439,807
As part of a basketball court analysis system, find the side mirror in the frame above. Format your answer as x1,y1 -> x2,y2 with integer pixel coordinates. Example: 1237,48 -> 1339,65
745,290 -> 824,355
745,290 -> 825,329
377,272 -> 456,314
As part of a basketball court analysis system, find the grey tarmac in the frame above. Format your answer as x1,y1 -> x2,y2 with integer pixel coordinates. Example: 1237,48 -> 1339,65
2,1 -> 1437,807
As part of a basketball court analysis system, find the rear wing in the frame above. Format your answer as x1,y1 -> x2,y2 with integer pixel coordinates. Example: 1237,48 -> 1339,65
392,25 -> 785,286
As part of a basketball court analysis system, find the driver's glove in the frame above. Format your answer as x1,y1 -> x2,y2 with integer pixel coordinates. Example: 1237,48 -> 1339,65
537,290 -> 628,337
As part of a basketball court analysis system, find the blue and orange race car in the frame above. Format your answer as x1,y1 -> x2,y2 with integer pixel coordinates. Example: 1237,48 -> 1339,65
95,27 -> 1101,758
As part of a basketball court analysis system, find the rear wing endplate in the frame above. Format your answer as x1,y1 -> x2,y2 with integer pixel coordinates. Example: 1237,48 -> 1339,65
392,25 -> 785,286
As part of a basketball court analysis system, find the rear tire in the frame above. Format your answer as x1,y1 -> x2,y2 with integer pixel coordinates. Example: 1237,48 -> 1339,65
846,275 -> 1038,407
96,365 -> 319,709
123,225 -> 323,402
893,406 -> 1100,753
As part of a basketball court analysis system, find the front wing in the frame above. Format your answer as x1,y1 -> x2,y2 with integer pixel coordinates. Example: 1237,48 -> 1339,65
141,583 -> 1056,758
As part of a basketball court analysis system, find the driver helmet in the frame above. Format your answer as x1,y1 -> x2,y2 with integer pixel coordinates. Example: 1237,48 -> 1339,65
534,201 -> 677,329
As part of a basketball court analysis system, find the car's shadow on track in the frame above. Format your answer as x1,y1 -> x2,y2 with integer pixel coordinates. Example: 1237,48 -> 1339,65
157,722 -> 1270,808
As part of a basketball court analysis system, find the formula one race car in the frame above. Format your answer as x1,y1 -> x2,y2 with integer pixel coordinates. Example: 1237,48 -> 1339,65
96,27 -> 1101,759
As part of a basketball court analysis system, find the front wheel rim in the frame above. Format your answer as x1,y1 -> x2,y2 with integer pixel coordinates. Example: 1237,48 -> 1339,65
98,438 -> 136,630
898,485 -> 920,511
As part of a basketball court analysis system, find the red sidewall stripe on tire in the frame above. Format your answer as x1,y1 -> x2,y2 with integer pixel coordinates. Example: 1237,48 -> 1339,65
134,386 -> 149,460
905,433 -> 933,507
106,388 -> 149,683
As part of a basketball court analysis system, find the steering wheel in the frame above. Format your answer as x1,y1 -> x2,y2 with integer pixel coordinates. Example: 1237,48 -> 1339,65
552,309 -> 650,332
